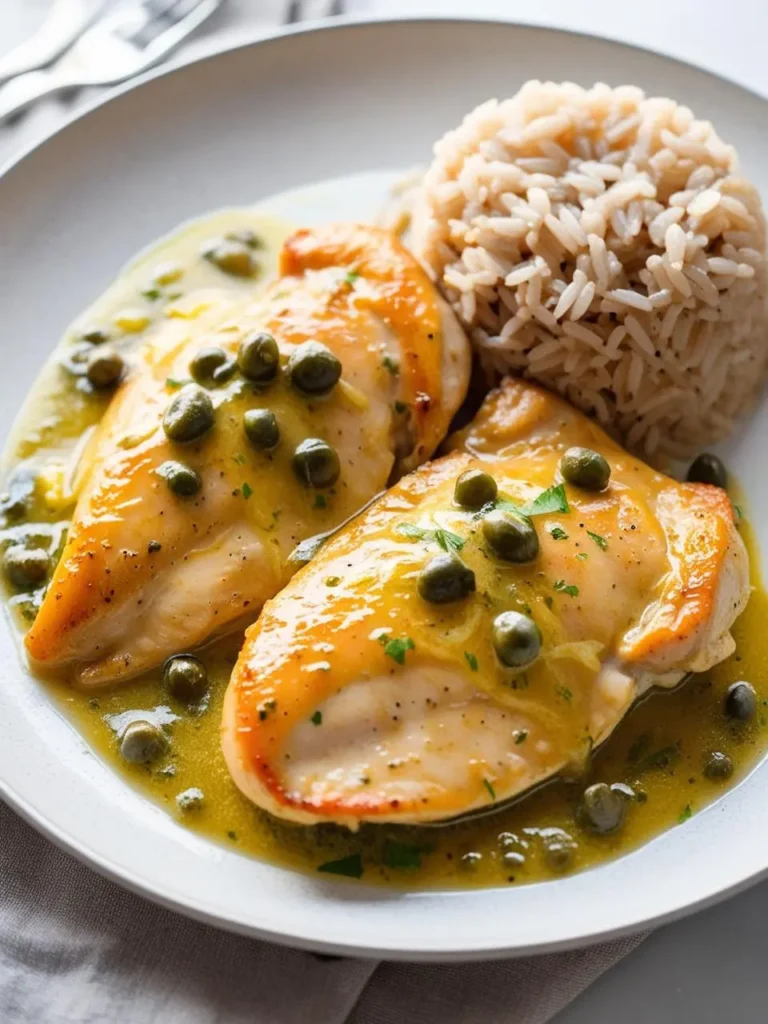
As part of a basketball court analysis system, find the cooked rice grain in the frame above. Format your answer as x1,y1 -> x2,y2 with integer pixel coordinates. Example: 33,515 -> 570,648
412,82 -> 768,459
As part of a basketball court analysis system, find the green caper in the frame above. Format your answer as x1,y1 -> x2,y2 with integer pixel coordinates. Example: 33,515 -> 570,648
119,720 -> 169,764
237,331 -> 280,384
203,238 -> 258,278
226,228 -> 262,249
86,348 -> 124,390
482,509 -> 539,562
502,850 -> 526,870
417,552 -> 476,604
288,341 -> 342,396
687,453 -> 727,489
560,447 -> 611,491
80,325 -> 110,345
244,409 -> 280,450
157,460 -> 202,497
163,384 -> 215,443
580,782 -> 626,834
454,469 -> 498,509
725,681 -> 757,721
542,833 -> 577,873
292,438 -> 340,489
704,751 -> 734,780
189,346 -> 230,385
1,466 -> 36,522
3,546 -> 49,589
164,654 -> 208,703
492,611 -> 542,668
460,852 -> 483,871
176,787 -> 205,812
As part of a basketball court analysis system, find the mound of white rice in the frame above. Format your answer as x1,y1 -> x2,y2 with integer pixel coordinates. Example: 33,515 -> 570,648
412,82 -> 768,459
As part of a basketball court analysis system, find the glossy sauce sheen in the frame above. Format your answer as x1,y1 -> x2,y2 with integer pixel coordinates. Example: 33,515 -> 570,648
3,211 -> 767,887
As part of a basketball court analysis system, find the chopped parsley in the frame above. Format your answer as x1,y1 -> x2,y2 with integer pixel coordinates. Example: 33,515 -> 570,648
523,483 -> 570,516
344,269 -> 360,286
165,376 -> 188,390
310,710 -> 323,726
636,745 -> 680,772
544,596 -> 554,609
556,685 -> 573,703
514,730 -> 528,745
733,504 -> 744,521
382,840 -> 424,870
483,778 -> 496,801
434,528 -> 464,553
380,635 -> 415,665
549,526 -> 569,540
242,482 -> 253,500
464,651 -> 479,672
317,853 -> 363,879
678,804 -> 692,824
232,452 -> 247,466
382,356 -> 400,376
141,286 -> 162,301
395,522 -> 464,552
576,552 -> 588,561
553,579 -> 579,597
313,494 -> 327,509
587,530 -> 608,550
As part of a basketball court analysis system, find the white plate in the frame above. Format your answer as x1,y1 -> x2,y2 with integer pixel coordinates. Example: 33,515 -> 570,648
2,16 -> 768,962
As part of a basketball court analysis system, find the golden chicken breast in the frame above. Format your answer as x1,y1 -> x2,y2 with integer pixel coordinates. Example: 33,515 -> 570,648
222,380 -> 749,828
25,224 -> 470,686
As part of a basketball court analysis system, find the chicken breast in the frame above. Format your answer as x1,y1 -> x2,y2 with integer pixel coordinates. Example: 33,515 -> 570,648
25,224 -> 470,686
222,379 -> 749,828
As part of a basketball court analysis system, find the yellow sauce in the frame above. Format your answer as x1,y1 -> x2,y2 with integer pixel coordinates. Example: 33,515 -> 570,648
3,210 -> 768,888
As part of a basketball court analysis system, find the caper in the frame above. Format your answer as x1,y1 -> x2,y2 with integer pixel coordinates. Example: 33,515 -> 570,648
86,348 -> 124,390
482,509 -> 539,562
163,384 -> 214,443
454,469 -> 498,509
460,852 -> 483,871
211,358 -> 237,384
292,438 -> 340,489
1,466 -> 36,522
157,460 -> 202,497
226,228 -> 262,249
61,343 -> 92,377
492,611 -> 542,668
288,341 -> 342,396
176,787 -> 205,812
237,331 -> 279,384
80,325 -> 110,345
189,346 -> 230,386
203,238 -> 257,278
164,654 -> 208,703
704,751 -> 733,780
542,834 -> 577,873
417,552 -> 476,604
580,782 -> 626,834
725,681 -> 757,721
119,720 -> 169,764
560,447 -> 611,491
502,850 -> 526,870
244,409 -> 280,450
3,546 -> 49,589
687,452 -> 727,489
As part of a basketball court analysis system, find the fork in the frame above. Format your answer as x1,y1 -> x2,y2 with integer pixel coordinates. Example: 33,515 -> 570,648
285,0 -> 345,22
0,0 -> 109,85
0,0 -> 222,124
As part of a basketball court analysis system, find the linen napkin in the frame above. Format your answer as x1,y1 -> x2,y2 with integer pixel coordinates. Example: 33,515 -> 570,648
0,3 -> 646,1022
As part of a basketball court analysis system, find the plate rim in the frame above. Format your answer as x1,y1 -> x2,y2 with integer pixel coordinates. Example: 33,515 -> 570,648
2,14 -> 768,961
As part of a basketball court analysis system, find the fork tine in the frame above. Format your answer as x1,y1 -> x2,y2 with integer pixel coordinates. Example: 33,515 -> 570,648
285,1 -> 303,23
327,0 -> 345,15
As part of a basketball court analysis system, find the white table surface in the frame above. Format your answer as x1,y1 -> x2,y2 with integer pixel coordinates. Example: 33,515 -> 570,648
3,3 -> 768,1021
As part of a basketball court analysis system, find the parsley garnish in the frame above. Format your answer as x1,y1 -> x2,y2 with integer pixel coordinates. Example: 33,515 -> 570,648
242,482 -> 253,500
141,286 -> 161,301
232,453 -> 247,466
395,523 -> 464,552
311,711 -> 323,726
382,356 -> 400,376
382,840 -> 423,870
553,579 -> 579,597
165,377 -> 188,389
464,651 -> 479,672
576,552 -> 588,561
514,730 -> 528,745
344,269 -> 360,286
587,530 -> 608,550
523,483 -> 570,516
317,853 -> 363,879
678,804 -> 692,824
380,635 -> 415,665
483,778 -> 496,801
556,685 -> 573,703
313,494 -> 327,509
544,596 -> 554,609
636,745 -> 680,772
550,526 -> 568,540
733,504 -> 744,521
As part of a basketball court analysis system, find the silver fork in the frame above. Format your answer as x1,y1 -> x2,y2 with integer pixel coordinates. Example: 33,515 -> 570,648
0,0 -> 110,85
0,0 -> 222,123
285,0 -> 345,22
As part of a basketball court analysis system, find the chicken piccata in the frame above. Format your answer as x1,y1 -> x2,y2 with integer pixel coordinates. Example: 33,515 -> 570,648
24,224 -> 470,687
222,379 -> 750,827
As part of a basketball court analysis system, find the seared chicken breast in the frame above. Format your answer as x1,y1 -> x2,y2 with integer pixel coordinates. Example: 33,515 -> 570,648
222,379 -> 749,827
25,224 -> 470,686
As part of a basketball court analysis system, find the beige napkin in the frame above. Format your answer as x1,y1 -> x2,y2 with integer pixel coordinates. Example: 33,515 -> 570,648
0,4 -> 646,1022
